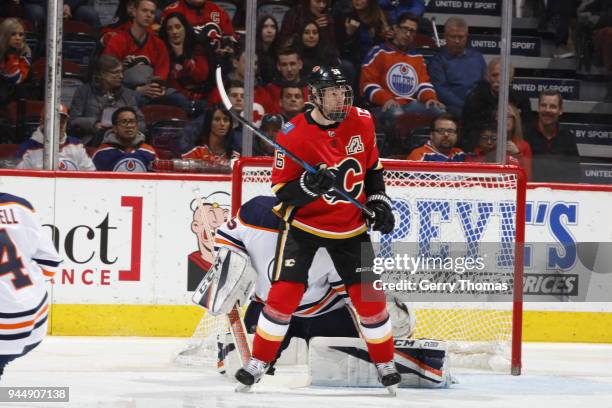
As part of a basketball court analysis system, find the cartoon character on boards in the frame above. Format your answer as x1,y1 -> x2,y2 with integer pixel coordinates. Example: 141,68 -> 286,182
187,191 -> 230,291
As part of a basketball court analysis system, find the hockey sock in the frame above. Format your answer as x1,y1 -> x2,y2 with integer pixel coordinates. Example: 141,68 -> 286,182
252,281 -> 305,362
347,283 -> 394,363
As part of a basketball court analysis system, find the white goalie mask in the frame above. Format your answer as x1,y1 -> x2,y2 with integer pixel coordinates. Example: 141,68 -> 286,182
192,247 -> 256,315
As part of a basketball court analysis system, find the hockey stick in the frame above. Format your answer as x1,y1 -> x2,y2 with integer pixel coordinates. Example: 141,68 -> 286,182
192,189 -> 252,368
215,66 -> 375,219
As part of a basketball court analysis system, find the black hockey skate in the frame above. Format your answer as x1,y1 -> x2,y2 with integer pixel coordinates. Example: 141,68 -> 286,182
235,357 -> 269,391
376,361 -> 401,395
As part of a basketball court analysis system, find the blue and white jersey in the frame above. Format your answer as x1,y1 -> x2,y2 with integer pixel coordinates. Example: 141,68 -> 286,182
214,196 -> 348,318
0,193 -> 61,355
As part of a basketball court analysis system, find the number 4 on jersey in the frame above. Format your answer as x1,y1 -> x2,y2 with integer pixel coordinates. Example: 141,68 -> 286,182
0,229 -> 32,290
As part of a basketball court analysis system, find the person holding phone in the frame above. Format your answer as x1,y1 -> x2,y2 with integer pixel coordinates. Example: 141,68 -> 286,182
103,0 -> 170,102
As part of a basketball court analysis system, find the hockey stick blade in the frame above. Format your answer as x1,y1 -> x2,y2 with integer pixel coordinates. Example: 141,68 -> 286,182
215,66 -> 375,219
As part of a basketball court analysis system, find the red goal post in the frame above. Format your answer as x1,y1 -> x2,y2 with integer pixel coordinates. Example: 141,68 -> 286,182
232,156 -> 527,375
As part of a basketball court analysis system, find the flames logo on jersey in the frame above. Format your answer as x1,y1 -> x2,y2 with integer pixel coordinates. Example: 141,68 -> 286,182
386,62 -> 417,97
323,157 -> 363,205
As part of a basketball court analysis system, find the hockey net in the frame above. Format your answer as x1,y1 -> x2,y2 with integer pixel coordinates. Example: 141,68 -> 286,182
176,157 -> 526,375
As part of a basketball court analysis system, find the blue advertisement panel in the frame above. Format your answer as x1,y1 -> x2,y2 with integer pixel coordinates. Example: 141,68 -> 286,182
427,0 -> 500,15
469,35 -> 541,56
513,78 -> 580,100
561,122 -> 612,159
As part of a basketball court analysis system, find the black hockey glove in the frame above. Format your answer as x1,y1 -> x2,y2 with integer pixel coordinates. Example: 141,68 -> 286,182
366,193 -> 395,234
300,163 -> 336,197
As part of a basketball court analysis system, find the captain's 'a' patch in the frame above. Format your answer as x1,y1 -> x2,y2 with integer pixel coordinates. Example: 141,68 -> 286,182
346,135 -> 364,155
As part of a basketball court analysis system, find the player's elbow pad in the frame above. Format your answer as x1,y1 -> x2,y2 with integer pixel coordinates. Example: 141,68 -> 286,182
275,179 -> 318,207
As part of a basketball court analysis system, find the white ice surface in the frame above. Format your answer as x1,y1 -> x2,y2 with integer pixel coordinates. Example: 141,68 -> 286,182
2,337 -> 612,408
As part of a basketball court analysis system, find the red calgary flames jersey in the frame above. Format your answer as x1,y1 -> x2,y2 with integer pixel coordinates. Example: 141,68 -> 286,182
162,0 -> 234,36
271,106 -> 382,239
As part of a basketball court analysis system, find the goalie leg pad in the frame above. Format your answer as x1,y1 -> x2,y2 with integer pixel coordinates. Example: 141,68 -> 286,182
192,247 -> 256,315
309,337 -> 452,388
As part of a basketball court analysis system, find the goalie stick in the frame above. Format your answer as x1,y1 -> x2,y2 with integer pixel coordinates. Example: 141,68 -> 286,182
192,188 -> 252,368
214,66 -> 375,219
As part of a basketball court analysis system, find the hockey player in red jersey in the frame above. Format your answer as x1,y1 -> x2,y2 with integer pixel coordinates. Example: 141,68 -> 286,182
235,65 -> 400,391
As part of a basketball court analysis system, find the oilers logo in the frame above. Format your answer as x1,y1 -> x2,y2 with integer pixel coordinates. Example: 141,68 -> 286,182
386,63 -> 418,97
58,159 -> 79,171
113,158 -> 149,172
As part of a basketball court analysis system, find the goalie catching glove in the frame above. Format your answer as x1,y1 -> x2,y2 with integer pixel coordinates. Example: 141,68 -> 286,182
300,163 -> 336,197
365,193 -> 395,234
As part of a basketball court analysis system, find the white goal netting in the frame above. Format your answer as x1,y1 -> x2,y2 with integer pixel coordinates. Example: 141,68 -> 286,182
176,158 -> 526,375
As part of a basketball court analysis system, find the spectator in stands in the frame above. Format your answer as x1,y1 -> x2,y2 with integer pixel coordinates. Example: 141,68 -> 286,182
162,0 -> 237,69
0,18 -> 31,108
103,0 -> 170,103
70,55 -> 145,146
581,1 -> 612,100
16,104 -> 96,171
360,13 -> 445,134
289,19 -> 342,77
280,0 -> 337,50
227,80 -> 245,118
255,114 -> 284,157
461,57 -> 531,150
428,17 -> 486,117
208,47 -> 275,125
159,12 -> 210,116
540,1 -> 578,58
162,0 -> 235,39
100,0 -> 135,48
266,48 -> 309,103
22,0 -> 100,30
220,80 -> 245,151
524,89 -> 580,183
256,15 -> 281,85
466,121 -> 520,166
506,103 -> 533,180
378,0 -> 426,25
1,1 -> 23,18
181,105 -> 237,168
279,84 -> 306,121
92,106 -> 156,172
406,113 -> 465,162
334,0 -> 392,75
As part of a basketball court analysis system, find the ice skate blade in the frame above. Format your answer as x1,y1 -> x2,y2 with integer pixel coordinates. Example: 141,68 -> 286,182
386,384 -> 398,396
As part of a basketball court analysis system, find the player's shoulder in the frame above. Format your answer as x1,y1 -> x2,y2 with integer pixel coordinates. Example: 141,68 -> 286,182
347,106 -> 373,120
238,196 -> 280,231
0,193 -> 34,212
279,113 -> 306,136
345,107 -> 375,132
363,42 -> 393,64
